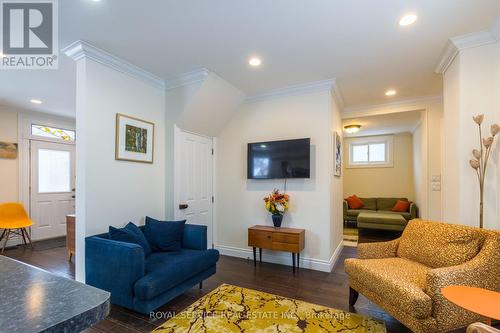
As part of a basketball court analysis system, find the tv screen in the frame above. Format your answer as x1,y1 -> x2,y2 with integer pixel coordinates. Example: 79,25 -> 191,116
247,138 -> 310,179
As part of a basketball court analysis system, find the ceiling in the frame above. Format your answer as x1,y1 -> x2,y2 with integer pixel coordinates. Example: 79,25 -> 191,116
343,110 -> 423,137
0,0 -> 499,117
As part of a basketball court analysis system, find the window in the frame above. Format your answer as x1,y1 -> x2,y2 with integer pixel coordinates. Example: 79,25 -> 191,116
31,124 -> 76,141
347,135 -> 393,168
38,149 -> 71,193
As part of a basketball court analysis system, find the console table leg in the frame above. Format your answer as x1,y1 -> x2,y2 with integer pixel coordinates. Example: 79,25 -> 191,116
297,252 -> 300,270
253,247 -> 256,267
259,248 -> 262,263
292,253 -> 296,274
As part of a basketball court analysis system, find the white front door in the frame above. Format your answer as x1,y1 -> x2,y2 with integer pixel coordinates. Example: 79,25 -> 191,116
175,129 -> 214,248
30,141 -> 75,240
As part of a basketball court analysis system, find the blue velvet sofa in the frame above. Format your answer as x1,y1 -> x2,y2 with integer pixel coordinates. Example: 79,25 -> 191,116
85,224 -> 219,314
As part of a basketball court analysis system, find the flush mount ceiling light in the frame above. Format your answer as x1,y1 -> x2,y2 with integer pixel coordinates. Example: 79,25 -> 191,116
249,57 -> 262,67
344,125 -> 361,134
385,89 -> 397,96
30,99 -> 42,104
399,13 -> 417,26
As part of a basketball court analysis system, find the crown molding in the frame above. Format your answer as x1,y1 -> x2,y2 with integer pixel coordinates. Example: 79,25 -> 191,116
436,17 -> 500,74
331,79 -> 345,110
342,95 -> 442,119
434,41 -> 459,75
245,79 -> 336,103
164,68 -> 210,90
62,40 -> 165,88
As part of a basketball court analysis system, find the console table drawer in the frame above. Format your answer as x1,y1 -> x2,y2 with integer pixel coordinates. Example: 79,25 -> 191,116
272,242 -> 300,253
248,230 -> 272,248
273,233 -> 299,244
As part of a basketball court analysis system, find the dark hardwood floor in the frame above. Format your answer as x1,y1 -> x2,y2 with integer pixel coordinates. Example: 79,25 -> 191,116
2,238 -> 472,333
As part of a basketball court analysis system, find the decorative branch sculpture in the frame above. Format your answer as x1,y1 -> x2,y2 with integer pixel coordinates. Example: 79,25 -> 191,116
469,114 -> 499,228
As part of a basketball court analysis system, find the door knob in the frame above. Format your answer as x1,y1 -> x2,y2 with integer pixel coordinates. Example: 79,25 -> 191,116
179,204 -> 188,210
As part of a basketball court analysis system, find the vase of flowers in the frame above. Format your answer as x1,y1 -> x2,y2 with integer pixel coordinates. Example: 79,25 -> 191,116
263,189 -> 289,228
469,114 -> 499,228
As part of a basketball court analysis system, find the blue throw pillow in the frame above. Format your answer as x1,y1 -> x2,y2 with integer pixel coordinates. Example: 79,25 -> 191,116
109,222 -> 152,256
144,216 -> 186,252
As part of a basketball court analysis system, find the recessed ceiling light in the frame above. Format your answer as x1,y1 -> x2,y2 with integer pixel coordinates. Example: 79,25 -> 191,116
344,125 -> 361,134
399,14 -> 417,26
385,89 -> 397,96
249,57 -> 262,67
30,99 -> 42,104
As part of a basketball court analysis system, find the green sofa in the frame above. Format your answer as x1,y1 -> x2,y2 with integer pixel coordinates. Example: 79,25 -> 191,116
343,197 -> 418,231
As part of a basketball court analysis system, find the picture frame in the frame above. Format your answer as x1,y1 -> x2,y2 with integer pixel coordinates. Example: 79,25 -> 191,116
115,113 -> 154,163
334,131 -> 342,177
0,142 -> 18,159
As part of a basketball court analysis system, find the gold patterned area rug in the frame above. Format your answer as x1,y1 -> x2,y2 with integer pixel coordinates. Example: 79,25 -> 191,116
153,284 -> 386,333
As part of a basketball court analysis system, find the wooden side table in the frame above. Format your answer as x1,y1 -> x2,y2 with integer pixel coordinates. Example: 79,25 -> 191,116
442,285 -> 500,326
66,214 -> 75,262
248,225 -> 305,273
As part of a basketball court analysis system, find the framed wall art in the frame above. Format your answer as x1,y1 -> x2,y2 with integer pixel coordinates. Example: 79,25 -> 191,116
115,113 -> 154,163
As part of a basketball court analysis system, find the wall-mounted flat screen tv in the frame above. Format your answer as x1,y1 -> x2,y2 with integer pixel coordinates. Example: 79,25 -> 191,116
247,138 -> 310,179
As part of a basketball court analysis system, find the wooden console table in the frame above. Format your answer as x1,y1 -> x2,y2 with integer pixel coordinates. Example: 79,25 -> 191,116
248,225 -> 305,273
66,214 -> 75,262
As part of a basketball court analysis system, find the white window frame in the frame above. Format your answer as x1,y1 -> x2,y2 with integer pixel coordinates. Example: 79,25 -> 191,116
346,135 -> 394,168
30,123 -> 76,142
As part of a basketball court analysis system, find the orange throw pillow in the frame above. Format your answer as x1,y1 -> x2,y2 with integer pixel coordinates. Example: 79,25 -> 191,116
392,200 -> 411,212
346,195 -> 364,209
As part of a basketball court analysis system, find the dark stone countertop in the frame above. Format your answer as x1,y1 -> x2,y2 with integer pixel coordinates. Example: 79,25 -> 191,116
0,256 -> 110,333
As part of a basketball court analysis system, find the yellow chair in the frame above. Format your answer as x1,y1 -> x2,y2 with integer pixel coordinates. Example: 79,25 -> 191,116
0,203 -> 34,253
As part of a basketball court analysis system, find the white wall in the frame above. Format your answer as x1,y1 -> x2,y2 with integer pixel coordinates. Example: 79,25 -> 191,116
215,89 -> 343,272
442,40 -> 500,229
426,101 -> 443,220
74,59 -> 166,281
176,73 -> 244,137
412,116 -> 426,216
0,108 -> 19,203
330,97 -> 344,257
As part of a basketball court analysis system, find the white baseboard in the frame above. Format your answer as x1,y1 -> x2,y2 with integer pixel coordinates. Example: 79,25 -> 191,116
216,241 -> 344,273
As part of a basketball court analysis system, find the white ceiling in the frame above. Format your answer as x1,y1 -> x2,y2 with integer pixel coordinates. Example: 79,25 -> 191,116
343,110 -> 423,137
0,0 -> 499,117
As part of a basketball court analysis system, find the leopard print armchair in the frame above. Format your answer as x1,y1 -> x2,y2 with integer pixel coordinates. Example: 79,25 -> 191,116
344,220 -> 500,333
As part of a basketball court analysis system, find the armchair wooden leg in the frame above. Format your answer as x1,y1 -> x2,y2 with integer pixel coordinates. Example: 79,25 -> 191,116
349,287 -> 359,306
199,282 -> 203,290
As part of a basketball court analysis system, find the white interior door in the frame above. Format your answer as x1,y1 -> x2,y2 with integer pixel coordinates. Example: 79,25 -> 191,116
175,129 -> 214,248
30,141 -> 75,240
